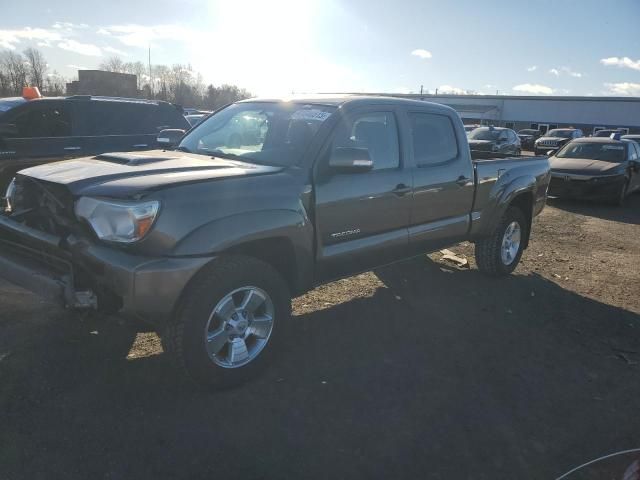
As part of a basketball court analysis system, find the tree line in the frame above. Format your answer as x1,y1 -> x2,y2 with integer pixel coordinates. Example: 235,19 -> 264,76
0,49 -> 251,110
98,56 -> 252,110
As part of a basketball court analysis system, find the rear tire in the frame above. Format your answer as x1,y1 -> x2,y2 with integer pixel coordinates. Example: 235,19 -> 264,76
164,255 -> 291,390
475,206 -> 527,276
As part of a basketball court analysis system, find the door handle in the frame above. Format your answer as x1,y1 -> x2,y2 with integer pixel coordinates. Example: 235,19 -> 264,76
63,146 -> 81,151
392,184 -> 412,196
456,175 -> 471,187
132,143 -> 148,148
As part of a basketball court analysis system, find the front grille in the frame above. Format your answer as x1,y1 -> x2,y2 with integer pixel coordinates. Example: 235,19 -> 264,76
538,140 -> 559,147
11,176 -> 76,237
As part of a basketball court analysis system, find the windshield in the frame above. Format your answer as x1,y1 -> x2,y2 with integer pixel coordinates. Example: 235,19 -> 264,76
556,142 -> 626,162
178,102 -> 336,166
546,129 -> 573,138
468,128 -> 501,140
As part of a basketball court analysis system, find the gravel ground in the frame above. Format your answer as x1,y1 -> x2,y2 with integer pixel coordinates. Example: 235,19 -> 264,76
1,194 -> 639,479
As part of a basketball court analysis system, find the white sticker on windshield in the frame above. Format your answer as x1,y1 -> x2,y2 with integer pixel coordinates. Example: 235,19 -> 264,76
291,109 -> 332,122
603,145 -> 624,150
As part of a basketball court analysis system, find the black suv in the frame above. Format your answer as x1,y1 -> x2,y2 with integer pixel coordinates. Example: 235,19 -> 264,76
0,95 -> 189,190
517,129 -> 542,150
467,127 -> 521,156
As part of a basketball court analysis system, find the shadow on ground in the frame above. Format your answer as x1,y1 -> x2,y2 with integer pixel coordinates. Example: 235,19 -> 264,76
548,192 -> 640,225
1,257 -> 639,479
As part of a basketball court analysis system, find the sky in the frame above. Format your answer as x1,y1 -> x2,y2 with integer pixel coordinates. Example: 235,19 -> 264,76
1,0 -> 640,97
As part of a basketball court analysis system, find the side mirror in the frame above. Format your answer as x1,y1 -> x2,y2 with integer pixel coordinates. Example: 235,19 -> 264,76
546,150 -> 555,156
0,123 -> 18,137
157,129 -> 185,148
329,147 -> 373,173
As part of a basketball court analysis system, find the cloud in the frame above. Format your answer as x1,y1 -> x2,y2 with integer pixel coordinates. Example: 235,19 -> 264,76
57,39 -> 102,56
561,66 -> 582,78
600,56 -> 640,71
104,46 -> 130,57
411,49 -> 432,59
0,27 -> 62,49
98,24 -> 190,48
513,83 -> 554,95
66,64 -> 91,70
526,65 -> 537,72
437,84 -> 473,94
52,22 -> 89,31
604,82 -> 640,96
549,68 -> 559,76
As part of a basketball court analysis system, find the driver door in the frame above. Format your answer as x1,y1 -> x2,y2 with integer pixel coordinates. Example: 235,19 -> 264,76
314,107 -> 412,281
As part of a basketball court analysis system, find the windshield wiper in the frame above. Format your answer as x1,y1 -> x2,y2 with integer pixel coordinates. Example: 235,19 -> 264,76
208,150 -> 246,160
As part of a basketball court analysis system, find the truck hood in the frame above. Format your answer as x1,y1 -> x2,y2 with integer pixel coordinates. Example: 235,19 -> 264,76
550,156 -> 623,174
17,150 -> 283,197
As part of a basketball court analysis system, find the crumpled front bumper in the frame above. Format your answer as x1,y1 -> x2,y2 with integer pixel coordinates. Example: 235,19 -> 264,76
0,215 -> 212,325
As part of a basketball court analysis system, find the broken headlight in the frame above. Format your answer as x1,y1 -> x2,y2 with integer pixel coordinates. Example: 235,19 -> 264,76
75,197 -> 160,243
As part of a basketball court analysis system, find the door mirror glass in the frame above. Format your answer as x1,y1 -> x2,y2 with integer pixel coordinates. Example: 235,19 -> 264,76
157,129 -> 185,148
329,147 -> 373,172
546,150 -> 555,156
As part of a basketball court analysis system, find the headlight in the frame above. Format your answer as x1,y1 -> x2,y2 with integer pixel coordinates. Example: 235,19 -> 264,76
75,197 -> 160,243
4,178 -> 16,213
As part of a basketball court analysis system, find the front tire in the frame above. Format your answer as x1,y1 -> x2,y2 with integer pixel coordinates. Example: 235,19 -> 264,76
164,255 -> 291,389
475,206 -> 527,276
611,180 -> 628,207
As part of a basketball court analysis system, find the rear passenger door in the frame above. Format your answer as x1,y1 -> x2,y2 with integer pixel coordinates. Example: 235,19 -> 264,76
404,109 -> 475,252
314,107 -> 412,280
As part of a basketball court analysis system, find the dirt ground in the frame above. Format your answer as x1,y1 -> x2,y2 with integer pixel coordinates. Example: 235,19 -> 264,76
1,194 -> 639,480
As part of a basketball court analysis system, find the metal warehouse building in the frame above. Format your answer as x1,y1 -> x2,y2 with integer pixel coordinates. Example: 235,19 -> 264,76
365,93 -> 640,136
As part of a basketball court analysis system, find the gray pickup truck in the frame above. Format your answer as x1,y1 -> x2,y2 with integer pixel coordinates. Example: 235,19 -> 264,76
0,96 -> 550,388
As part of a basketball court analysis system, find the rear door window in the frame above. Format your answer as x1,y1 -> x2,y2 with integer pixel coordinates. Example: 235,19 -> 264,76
409,112 -> 458,166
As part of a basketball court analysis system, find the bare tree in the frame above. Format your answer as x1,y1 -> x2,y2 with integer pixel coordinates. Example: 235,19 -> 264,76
99,56 -> 126,73
43,71 -> 67,96
0,51 -> 28,95
23,47 -> 47,91
124,61 -> 146,90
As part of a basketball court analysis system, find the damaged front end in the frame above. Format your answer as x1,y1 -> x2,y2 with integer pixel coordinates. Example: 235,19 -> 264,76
0,175 -> 99,309
0,174 -> 210,324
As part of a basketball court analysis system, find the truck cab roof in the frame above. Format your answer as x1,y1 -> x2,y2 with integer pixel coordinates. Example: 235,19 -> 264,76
241,94 -> 456,113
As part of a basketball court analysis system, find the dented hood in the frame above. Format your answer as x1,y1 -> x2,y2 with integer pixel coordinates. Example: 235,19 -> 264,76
16,150 -> 283,197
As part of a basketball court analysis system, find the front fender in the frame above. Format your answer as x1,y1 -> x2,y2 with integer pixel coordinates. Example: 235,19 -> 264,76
173,207 -> 315,291
474,173 -> 536,238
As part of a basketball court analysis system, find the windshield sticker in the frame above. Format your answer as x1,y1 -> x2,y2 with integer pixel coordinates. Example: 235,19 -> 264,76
602,145 -> 624,150
291,109 -> 332,122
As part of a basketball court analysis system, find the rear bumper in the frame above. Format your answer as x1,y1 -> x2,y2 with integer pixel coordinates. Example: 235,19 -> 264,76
548,174 -> 625,199
0,215 -> 211,325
